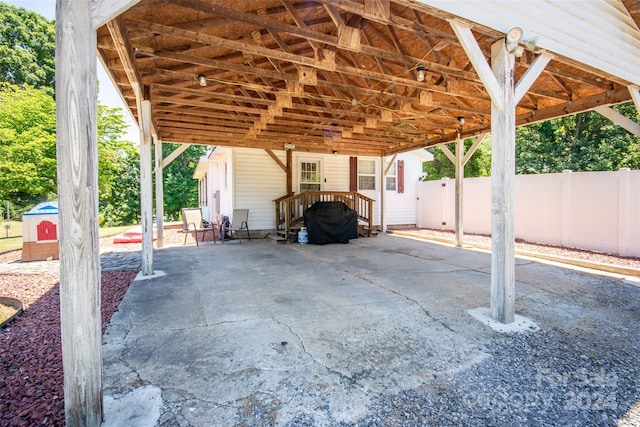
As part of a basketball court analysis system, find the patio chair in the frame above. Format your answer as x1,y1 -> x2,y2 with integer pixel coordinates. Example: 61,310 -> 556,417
182,208 -> 216,246
221,209 -> 251,243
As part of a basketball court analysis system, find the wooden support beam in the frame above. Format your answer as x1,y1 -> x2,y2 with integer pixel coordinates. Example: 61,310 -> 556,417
450,21 -> 503,111
380,154 -> 386,232
515,53 -> 552,104
630,85 -> 640,114
364,0 -> 390,19
106,16 -> 143,100
286,149 -> 293,195
594,106 -> 640,137
139,99 -> 153,276
438,143 -> 456,164
462,133 -> 488,166
454,135 -> 463,247
265,149 -> 286,172
56,0 -> 102,425
490,38 -> 517,324
154,139 -> 164,248
384,153 -> 398,176
91,0 -> 140,29
338,25 -> 361,50
162,143 -> 191,168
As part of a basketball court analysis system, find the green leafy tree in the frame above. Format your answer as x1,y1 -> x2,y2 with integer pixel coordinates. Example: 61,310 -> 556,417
97,105 -> 142,225
516,103 -> 640,173
157,143 -> 210,220
99,142 -> 140,226
0,3 -> 55,91
0,83 -> 56,207
423,138 -> 492,180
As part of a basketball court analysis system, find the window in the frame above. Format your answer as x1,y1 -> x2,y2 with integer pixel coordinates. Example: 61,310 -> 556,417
299,160 -> 321,192
199,173 -> 208,206
358,159 -> 376,190
386,161 -> 397,191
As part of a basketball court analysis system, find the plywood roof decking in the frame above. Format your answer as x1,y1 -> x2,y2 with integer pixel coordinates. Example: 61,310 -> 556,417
97,0 -> 635,156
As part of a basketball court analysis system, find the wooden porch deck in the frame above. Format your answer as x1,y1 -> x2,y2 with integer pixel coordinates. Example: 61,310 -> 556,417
273,191 -> 377,243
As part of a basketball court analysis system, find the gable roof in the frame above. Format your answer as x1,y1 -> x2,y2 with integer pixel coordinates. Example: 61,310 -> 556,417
97,0 -> 640,157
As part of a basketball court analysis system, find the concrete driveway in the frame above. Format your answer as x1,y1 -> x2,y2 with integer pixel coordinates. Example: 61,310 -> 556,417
101,235 -> 640,426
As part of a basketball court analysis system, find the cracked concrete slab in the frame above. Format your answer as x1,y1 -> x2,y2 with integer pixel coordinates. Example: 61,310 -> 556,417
102,234 -> 640,425
102,385 -> 162,427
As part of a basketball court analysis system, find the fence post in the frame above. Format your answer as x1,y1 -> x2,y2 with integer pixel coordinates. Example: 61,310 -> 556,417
618,168 -> 631,256
561,170 -> 572,248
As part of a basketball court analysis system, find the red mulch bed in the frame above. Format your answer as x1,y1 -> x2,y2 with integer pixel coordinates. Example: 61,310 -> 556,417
0,270 -> 138,426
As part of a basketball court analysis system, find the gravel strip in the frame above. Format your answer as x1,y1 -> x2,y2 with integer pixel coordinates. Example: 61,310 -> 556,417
0,229 -> 190,426
335,327 -> 640,427
0,269 -> 138,426
392,228 -> 640,270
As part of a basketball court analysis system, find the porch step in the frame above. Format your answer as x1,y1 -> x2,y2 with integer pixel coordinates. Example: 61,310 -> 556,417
271,229 -> 298,244
358,225 -> 380,237
269,234 -> 290,244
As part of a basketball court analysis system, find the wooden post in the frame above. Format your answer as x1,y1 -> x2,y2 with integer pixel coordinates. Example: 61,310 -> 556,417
380,154 -> 385,232
454,134 -> 464,247
56,0 -> 103,424
154,138 -> 164,248
140,99 -> 153,275
490,39 -> 516,324
286,149 -> 293,195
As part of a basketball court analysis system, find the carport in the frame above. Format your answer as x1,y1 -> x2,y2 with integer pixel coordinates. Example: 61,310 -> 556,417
54,0 -> 640,424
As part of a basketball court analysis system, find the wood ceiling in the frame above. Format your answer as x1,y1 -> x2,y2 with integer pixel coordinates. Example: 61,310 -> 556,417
97,0 -> 635,156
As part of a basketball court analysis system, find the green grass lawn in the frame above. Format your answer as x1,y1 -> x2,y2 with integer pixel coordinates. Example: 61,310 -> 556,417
0,223 -> 135,254
0,220 -> 23,238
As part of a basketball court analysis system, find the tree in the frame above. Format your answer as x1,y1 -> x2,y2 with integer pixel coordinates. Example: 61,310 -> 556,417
516,102 -> 640,174
0,83 -> 57,207
97,105 -> 142,225
0,3 -> 55,91
156,143 -> 210,220
99,142 -> 140,226
0,83 -> 143,223
422,138 -> 492,180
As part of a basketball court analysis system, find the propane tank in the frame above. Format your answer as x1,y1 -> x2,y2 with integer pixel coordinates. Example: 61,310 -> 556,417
298,227 -> 308,244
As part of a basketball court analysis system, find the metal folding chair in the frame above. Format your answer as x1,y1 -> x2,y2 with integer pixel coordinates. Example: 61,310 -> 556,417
221,209 -> 251,243
182,208 -> 216,245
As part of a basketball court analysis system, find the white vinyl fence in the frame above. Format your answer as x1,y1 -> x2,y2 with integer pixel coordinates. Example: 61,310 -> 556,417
416,168 -> 640,257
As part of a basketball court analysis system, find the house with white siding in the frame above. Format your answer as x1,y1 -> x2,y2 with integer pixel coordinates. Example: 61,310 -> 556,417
193,147 -> 433,235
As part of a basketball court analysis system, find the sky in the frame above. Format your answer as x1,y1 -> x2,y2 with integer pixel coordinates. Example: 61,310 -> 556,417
4,0 -> 139,142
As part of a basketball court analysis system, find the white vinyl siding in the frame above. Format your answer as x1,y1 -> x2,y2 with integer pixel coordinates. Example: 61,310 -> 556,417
232,148 -> 285,230
219,155 -> 234,222
323,156 -> 350,191
419,0 -> 640,86
384,153 -> 423,226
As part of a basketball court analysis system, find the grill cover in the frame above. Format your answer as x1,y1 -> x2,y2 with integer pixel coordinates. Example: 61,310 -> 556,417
303,201 -> 358,244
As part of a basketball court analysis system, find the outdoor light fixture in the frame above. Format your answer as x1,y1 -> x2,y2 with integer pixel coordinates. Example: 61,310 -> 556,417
505,27 -> 524,55
416,65 -> 426,82
457,116 -> 465,126
351,98 -> 358,106
332,150 -> 338,156
198,74 -> 207,87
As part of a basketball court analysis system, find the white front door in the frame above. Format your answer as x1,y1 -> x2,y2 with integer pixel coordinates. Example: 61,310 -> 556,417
299,159 -> 322,193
